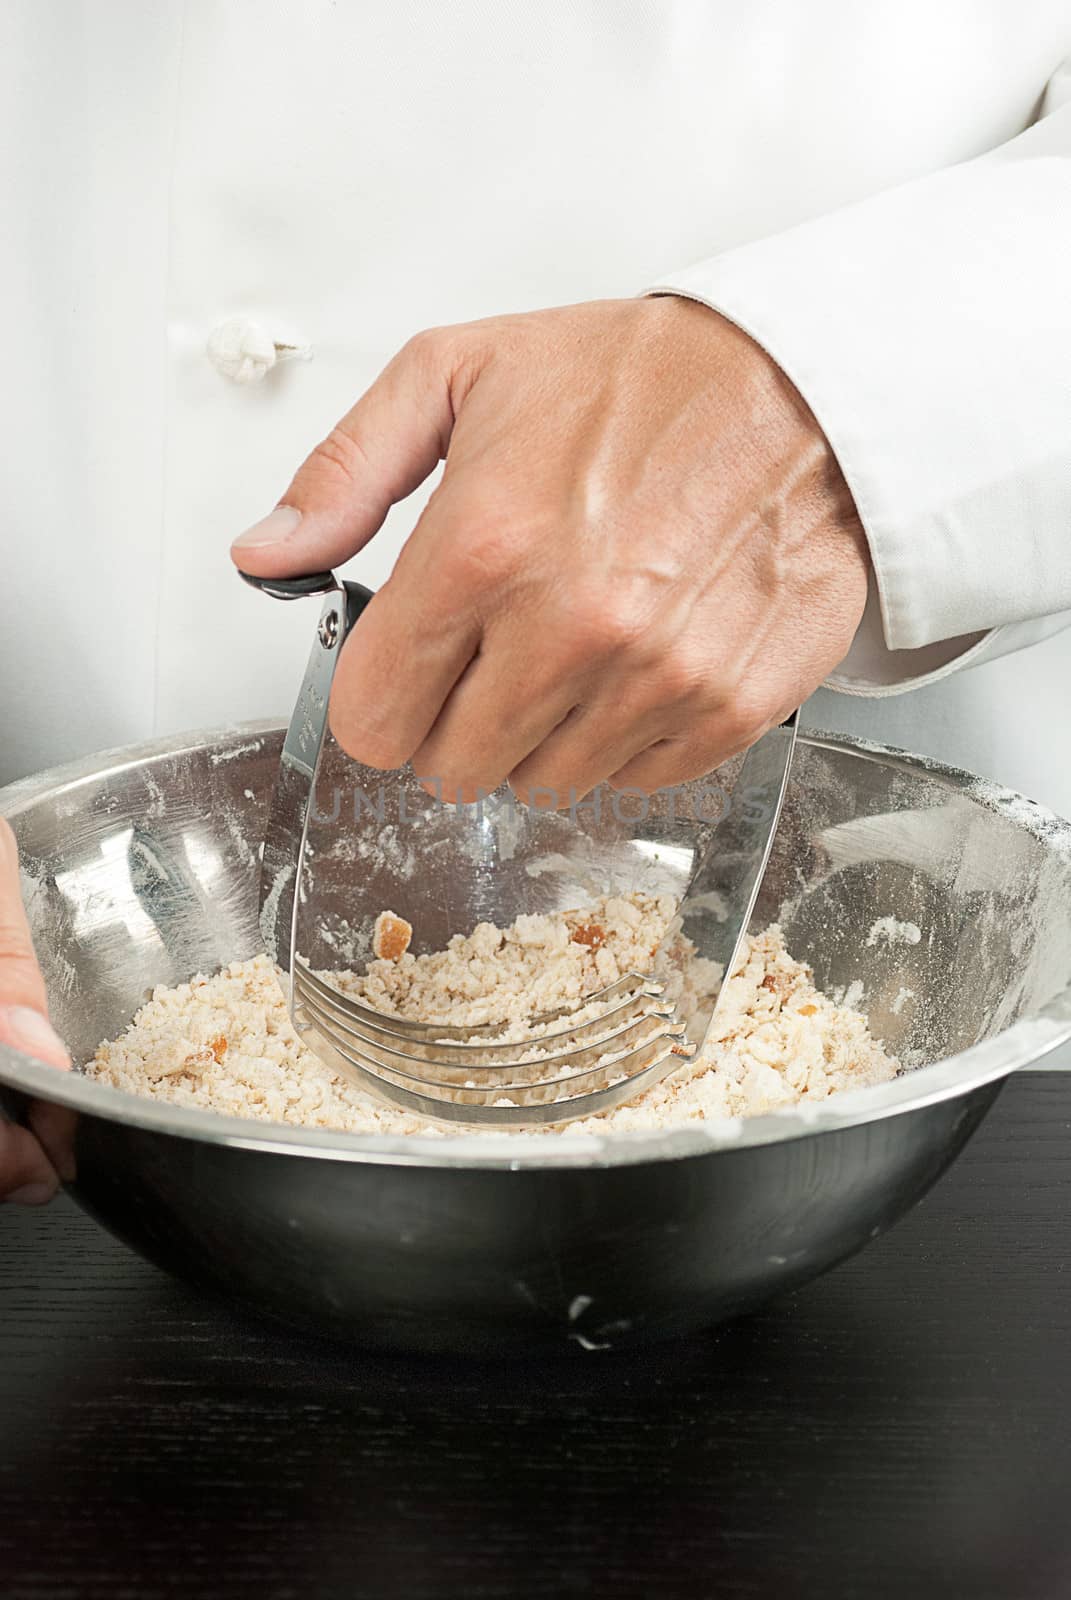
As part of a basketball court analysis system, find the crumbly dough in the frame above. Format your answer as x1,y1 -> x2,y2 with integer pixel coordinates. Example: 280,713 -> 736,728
335,893 -> 714,1041
86,893 -> 898,1136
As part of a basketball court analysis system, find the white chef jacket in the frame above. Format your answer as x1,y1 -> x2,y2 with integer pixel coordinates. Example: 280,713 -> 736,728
4,0 -> 1071,826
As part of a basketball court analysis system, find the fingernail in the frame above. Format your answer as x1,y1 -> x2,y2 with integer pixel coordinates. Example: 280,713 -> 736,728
232,504 -> 303,551
1,1006 -> 70,1067
7,1180 -> 58,1207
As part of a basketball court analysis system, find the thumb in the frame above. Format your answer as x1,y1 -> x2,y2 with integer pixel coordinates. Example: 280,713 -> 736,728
0,819 -> 69,1070
231,326 -> 471,579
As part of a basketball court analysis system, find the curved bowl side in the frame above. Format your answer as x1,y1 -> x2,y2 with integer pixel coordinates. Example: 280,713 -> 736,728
1,1077 -> 1002,1353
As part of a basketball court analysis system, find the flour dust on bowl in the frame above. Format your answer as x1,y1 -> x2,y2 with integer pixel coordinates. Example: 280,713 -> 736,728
2,724 -> 1071,1354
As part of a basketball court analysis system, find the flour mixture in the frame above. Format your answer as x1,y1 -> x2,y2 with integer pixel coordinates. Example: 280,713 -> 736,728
86,891 -> 898,1136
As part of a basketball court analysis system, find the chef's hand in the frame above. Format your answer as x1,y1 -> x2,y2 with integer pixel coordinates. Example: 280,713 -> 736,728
0,818 -> 69,1205
232,298 -> 869,804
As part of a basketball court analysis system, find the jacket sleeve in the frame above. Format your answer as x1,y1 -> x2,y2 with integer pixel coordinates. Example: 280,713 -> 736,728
649,65 -> 1071,697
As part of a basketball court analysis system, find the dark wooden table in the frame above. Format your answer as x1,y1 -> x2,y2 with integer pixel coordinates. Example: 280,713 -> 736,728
2,1073 -> 1070,1600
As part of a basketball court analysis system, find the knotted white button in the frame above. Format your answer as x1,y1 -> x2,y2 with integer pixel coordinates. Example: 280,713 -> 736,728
206,317 -> 311,385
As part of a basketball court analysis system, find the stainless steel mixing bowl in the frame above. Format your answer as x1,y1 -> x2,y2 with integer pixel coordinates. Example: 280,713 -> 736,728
3,723 -> 1071,1355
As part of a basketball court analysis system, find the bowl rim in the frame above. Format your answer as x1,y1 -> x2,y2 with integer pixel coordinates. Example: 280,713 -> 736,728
2,720 -> 1071,1173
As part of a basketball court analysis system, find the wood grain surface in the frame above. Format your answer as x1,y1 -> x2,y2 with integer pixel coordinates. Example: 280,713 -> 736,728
2,1073 -> 1070,1600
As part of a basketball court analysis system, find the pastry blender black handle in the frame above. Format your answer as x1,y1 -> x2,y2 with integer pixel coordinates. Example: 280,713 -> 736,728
237,568 -> 374,629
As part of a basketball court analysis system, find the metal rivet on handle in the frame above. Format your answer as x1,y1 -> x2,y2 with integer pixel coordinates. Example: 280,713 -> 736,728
318,611 -> 340,650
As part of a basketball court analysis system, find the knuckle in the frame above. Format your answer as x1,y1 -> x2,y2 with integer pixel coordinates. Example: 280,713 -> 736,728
309,425 -> 370,489
564,586 -> 653,662
401,323 -> 459,376
650,649 -> 706,707
0,817 -> 16,873
441,516 -> 524,598
593,605 -> 647,658
452,532 -> 513,591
